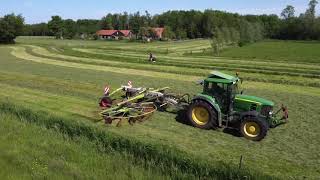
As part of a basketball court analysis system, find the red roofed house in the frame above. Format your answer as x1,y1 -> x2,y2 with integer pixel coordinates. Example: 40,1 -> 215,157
119,30 -> 132,37
152,28 -> 165,39
96,30 -> 133,40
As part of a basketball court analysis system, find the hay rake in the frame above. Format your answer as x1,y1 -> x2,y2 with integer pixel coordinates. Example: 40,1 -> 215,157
99,82 -> 189,126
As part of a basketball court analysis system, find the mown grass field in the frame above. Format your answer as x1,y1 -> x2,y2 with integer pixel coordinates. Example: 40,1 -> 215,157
0,37 -> 319,179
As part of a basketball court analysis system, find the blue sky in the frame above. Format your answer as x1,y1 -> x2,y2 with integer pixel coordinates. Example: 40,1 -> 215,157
1,0 -> 319,24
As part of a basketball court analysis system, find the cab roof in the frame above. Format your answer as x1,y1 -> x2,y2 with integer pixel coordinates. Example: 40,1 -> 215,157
205,71 -> 239,84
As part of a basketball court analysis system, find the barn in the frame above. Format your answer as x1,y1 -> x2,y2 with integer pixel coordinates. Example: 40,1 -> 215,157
152,28 -> 165,39
96,30 -> 133,39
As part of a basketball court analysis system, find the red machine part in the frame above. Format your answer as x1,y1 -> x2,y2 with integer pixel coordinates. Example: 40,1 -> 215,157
99,97 -> 112,108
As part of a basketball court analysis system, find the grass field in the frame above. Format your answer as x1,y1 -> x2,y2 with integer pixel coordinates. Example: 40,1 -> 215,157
0,37 -> 319,179
0,112 -> 171,179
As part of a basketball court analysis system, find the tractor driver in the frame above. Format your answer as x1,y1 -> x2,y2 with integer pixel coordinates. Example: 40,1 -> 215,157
211,83 -> 228,108
149,53 -> 156,62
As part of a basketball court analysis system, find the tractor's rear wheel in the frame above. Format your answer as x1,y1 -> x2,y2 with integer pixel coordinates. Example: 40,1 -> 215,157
187,100 -> 217,129
240,117 -> 268,141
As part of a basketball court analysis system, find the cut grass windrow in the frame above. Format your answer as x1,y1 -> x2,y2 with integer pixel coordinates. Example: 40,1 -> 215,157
30,44 -> 320,78
10,46 -> 200,82
0,102 -> 273,180
87,46 -> 320,69
71,47 -> 320,77
18,45 -> 320,87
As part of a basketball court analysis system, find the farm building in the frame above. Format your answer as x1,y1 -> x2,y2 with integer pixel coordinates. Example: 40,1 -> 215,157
152,28 -> 164,39
96,30 -> 133,39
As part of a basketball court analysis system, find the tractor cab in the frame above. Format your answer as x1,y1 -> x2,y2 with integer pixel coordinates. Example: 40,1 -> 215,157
202,71 -> 240,115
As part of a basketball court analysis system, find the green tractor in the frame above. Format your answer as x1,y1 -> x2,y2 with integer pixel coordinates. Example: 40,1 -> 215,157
187,71 -> 288,141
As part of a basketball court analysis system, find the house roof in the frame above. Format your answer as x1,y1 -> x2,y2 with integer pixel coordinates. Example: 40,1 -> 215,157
119,30 -> 132,37
152,28 -> 165,38
96,30 -> 132,37
96,30 -> 117,36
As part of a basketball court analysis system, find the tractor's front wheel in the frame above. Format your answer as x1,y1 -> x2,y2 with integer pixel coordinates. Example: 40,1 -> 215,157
187,100 -> 217,129
240,118 -> 268,141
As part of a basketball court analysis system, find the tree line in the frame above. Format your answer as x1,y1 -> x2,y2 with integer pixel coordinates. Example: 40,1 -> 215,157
0,0 -> 319,44
0,14 -> 24,43
278,0 -> 320,40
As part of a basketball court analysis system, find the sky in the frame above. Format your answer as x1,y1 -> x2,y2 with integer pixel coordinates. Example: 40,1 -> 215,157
1,0 -> 319,24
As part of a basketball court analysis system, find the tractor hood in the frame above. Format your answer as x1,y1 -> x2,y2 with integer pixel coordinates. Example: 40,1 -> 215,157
235,94 -> 274,106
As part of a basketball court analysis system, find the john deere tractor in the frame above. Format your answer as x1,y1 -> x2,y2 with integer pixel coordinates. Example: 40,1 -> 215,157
187,71 -> 288,141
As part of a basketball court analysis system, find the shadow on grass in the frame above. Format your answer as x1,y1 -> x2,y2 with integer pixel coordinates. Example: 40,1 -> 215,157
174,108 -> 242,138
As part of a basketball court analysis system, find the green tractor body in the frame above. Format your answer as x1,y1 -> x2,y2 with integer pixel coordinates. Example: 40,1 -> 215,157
187,71 -> 288,141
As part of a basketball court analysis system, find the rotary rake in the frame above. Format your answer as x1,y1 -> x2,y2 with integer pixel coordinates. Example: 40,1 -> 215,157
99,82 -> 189,126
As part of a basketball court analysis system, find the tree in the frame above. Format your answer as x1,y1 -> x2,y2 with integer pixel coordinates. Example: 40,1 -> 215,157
221,27 -> 231,44
119,12 -> 129,29
145,11 -> 152,26
100,14 -> 113,30
239,20 -> 257,46
281,5 -> 295,19
162,26 -> 175,40
23,23 -> 48,36
252,22 -> 264,42
305,0 -> 318,20
19,7 -> 320,41
63,19 -> 76,39
111,14 -> 120,30
211,27 -> 224,55
76,19 -> 100,36
0,13 -> 24,44
48,16 -> 64,39
303,0 -> 319,39
138,27 -> 149,39
129,12 -> 141,38
229,28 -> 240,45
173,27 -> 187,40
315,18 -> 320,40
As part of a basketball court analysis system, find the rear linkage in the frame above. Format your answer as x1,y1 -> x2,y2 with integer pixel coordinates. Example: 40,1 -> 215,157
269,104 -> 289,128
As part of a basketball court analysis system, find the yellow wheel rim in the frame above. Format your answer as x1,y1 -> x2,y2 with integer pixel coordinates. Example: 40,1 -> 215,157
192,106 -> 209,125
243,122 -> 260,138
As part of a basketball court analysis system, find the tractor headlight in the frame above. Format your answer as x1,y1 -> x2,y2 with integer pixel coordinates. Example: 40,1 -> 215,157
269,111 -> 273,116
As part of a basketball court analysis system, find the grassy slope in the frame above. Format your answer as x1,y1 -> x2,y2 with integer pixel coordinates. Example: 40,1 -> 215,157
0,112 -> 169,180
218,40 -> 320,63
0,38 -> 320,178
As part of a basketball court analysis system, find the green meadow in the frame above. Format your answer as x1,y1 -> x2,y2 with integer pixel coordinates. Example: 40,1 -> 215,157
0,37 -> 319,179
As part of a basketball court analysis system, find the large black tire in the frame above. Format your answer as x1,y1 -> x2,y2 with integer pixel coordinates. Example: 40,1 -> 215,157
240,117 -> 268,141
187,100 -> 218,130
